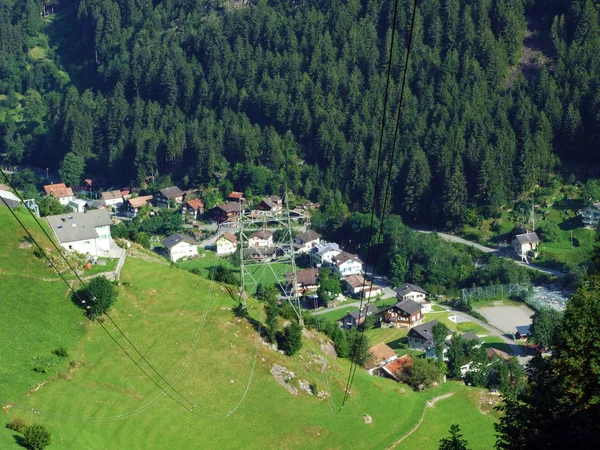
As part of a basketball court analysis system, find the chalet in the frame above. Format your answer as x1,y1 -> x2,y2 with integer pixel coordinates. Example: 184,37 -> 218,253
582,202 -> 600,228
182,198 -> 205,220
312,242 -> 341,265
43,183 -> 75,206
396,283 -> 431,312
247,230 -> 274,247
257,196 -> 282,212
124,195 -> 153,218
101,190 -> 124,207
294,230 -> 321,254
512,232 -> 540,259
243,246 -> 277,261
285,268 -> 319,294
227,191 -> 245,202
0,189 -> 21,209
46,210 -> 112,257
407,320 -> 439,351
216,232 -> 238,255
365,343 -> 398,375
380,299 -> 423,329
155,186 -> 184,208
338,305 -> 380,330
345,274 -> 367,296
161,233 -> 198,262
211,202 -> 241,223
332,252 -> 363,277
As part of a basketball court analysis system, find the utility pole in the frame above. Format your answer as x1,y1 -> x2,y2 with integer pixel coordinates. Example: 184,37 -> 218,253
234,192 -> 306,325
530,196 -> 535,232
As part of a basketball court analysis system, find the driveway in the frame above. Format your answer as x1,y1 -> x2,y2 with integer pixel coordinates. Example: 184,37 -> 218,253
412,229 -> 564,277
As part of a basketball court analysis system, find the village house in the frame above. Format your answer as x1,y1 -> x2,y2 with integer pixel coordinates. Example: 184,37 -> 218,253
365,343 -> 398,375
345,274 -> 368,296
294,230 -> 321,253
380,299 -> 423,329
247,230 -> 274,247
43,183 -> 75,206
211,202 -> 241,223
312,242 -> 341,265
396,283 -> 431,312
46,210 -> 113,257
101,190 -> 125,207
285,268 -> 319,294
243,246 -> 277,261
182,198 -> 205,220
582,202 -> 600,228
407,320 -> 453,360
332,252 -> 363,277
81,179 -> 94,193
216,232 -> 238,255
161,233 -> 198,262
338,305 -> 380,330
155,186 -> 184,208
123,195 -> 153,218
69,198 -> 88,213
257,196 -> 282,212
512,231 -> 540,260
227,191 -> 245,202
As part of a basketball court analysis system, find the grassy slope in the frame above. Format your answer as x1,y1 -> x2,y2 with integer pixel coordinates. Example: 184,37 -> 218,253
1,255 -> 499,449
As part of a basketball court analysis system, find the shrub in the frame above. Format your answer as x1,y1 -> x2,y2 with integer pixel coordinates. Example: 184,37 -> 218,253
52,347 -> 68,358
281,322 -> 303,356
30,356 -> 56,374
6,417 -> 27,433
22,424 -> 51,450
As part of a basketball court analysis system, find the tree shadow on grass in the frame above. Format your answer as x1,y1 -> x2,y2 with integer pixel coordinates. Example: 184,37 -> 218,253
558,217 -> 582,231
387,336 -> 408,351
13,434 -> 25,448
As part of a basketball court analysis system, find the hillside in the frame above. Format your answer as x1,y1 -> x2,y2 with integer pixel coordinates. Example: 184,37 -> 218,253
0,213 -> 500,448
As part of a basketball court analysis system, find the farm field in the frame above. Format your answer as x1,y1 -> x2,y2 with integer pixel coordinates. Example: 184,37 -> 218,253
1,255 -> 500,449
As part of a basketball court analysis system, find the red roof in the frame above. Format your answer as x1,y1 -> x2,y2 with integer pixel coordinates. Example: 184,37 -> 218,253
219,232 -> 238,243
44,183 -> 74,198
186,198 -> 205,209
228,191 -> 244,199
486,347 -> 510,361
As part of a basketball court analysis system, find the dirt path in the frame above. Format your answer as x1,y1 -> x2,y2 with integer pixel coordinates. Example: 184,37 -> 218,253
386,393 -> 455,449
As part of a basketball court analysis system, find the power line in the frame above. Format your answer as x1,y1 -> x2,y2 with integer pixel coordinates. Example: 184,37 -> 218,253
340,0 -> 419,409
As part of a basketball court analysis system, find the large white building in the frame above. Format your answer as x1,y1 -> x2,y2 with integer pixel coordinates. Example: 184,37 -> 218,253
47,210 -> 112,256
162,234 -> 198,262
216,232 -> 238,255
332,252 -> 363,277
247,230 -> 273,247
312,242 -> 341,265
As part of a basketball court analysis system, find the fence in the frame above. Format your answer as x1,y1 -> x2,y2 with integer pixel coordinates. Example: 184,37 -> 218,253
461,283 -> 533,306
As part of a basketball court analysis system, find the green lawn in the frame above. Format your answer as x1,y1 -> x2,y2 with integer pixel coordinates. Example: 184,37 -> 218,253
456,322 -> 490,335
480,336 -> 514,355
1,257 -> 499,449
317,305 -> 359,323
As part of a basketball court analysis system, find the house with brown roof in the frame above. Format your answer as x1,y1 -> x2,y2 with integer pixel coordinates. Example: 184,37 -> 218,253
365,343 -> 398,375
338,305 -> 380,330
211,202 -> 241,223
344,274 -> 383,298
332,252 -> 363,277
486,347 -> 511,361
155,186 -> 184,208
285,268 -> 319,294
43,183 -> 75,206
182,198 -> 205,220
216,232 -> 238,255
247,230 -> 274,247
227,191 -> 245,202
294,230 -> 321,254
257,196 -> 282,212
380,299 -> 423,329
123,195 -> 154,218
101,190 -> 125,207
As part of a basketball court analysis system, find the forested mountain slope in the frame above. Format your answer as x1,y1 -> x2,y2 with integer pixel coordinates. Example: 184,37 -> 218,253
1,0 -> 600,227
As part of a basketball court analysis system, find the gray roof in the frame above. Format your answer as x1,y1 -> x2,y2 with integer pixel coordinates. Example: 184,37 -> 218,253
214,202 -> 240,213
313,242 -> 340,256
248,230 -> 273,240
333,251 -> 362,266
0,190 -> 21,208
47,210 -> 112,244
161,233 -> 196,249
392,299 -> 422,315
514,232 -> 540,245
159,186 -> 183,199
259,197 -> 278,210
407,320 -> 440,348
396,283 -> 427,297
345,305 -> 380,322
296,230 -> 321,243
461,332 -> 480,342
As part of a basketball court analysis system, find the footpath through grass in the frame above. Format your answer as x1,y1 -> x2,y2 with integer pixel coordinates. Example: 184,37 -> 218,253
1,256 -> 499,449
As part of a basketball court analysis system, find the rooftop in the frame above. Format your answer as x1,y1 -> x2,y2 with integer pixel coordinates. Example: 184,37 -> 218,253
369,343 -> 397,365
127,195 -> 153,209
313,242 -> 341,256
286,268 -> 319,286
47,210 -> 112,244
487,347 -> 510,361
161,233 -> 197,249
461,332 -> 480,342
392,299 -> 422,315
214,202 -> 241,214
296,230 -> 321,243
218,232 -> 238,243
248,230 -> 273,240
101,190 -> 123,201
514,232 -> 540,245
407,320 -> 440,348
333,251 -> 362,266
186,198 -> 204,209
159,186 -> 184,199
344,274 -> 366,289
346,305 -> 379,321
396,283 -> 427,297
44,183 -> 74,198
228,191 -> 245,200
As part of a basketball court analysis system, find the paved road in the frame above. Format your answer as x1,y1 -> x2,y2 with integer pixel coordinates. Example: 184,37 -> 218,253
413,229 -> 564,278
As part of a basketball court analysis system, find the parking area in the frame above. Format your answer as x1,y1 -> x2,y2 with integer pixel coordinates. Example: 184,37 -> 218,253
475,304 -> 535,335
